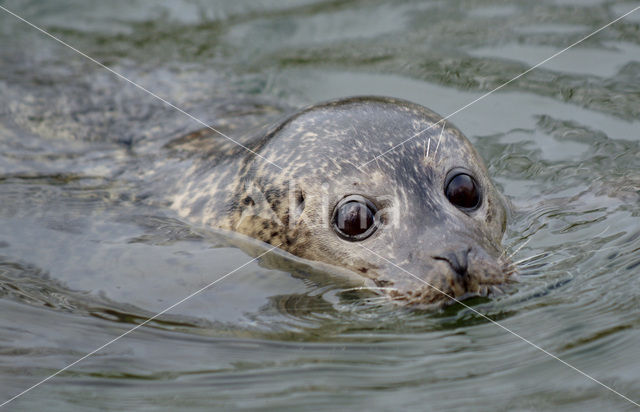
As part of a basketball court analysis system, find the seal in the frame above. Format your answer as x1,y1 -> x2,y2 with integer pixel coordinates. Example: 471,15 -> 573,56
167,96 -> 513,306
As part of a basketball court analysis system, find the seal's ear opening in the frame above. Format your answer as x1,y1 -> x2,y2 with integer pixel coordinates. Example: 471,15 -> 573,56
288,187 -> 306,227
295,189 -> 305,211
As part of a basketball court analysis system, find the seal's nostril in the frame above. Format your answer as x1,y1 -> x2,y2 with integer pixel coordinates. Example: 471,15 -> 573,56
433,247 -> 471,277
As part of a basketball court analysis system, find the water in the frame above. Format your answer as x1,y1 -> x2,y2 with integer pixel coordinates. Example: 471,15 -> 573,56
1,0 -> 639,410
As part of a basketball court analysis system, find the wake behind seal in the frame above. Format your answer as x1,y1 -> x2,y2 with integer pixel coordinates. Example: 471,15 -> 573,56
168,96 -> 514,307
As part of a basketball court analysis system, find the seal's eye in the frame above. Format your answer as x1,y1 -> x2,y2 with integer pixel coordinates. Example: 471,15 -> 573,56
445,173 -> 481,210
332,195 -> 378,241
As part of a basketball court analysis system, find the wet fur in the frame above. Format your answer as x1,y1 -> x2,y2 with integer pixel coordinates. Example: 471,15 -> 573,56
167,96 -> 512,306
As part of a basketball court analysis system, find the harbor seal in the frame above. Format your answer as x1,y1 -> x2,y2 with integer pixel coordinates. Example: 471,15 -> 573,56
167,96 -> 513,306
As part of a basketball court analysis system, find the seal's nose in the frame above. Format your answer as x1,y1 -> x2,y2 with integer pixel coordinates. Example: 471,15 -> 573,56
433,247 -> 471,277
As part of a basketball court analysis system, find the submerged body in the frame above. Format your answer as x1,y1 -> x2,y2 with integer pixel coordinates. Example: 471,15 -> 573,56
167,96 -> 513,306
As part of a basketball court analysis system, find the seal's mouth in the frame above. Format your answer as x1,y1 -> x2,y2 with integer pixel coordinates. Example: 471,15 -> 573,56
385,281 -> 509,307
372,255 -> 517,308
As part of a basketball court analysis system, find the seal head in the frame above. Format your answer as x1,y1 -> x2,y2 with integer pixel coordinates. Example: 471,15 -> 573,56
171,96 -> 512,307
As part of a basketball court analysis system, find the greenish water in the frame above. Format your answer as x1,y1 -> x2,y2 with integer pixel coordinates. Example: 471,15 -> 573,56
1,0 -> 639,410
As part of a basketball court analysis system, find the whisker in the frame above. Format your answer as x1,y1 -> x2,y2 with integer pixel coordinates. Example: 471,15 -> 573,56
499,238 -> 518,260
510,224 -> 614,268
513,251 -> 550,266
504,236 -> 532,261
